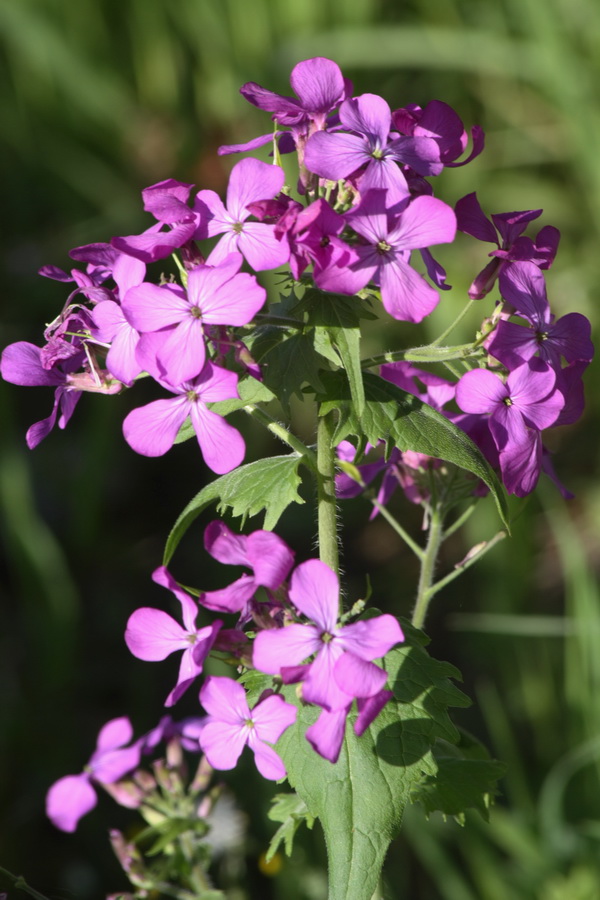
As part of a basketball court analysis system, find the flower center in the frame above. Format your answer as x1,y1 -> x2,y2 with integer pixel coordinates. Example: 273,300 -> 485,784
244,718 -> 254,729
321,631 -> 334,644
536,330 -> 549,343
233,222 -> 244,234
503,396 -> 513,407
376,240 -> 392,255
190,306 -> 202,319
186,390 -> 199,402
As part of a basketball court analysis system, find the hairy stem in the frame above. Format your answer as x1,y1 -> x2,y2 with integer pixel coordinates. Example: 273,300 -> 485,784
0,867 -> 53,900
243,404 -> 318,473
317,408 -> 340,582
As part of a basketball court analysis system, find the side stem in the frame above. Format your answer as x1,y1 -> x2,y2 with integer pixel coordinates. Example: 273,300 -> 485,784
411,503 -> 444,630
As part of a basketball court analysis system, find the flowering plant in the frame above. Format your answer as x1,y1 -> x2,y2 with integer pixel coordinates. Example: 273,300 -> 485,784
1,57 -> 593,899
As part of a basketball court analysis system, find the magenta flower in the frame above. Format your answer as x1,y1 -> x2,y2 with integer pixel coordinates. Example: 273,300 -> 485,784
125,566 -> 223,707
391,100 -> 484,168
329,189 -> 456,322
306,688 -> 394,764
253,559 -> 403,712
194,159 -> 290,271
122,360 -> 245,473
46,717 -> 141,832
198,676 -> 297,780
201,520 -> 294,618
92,252 -> 147,385
123,252 -> 265,385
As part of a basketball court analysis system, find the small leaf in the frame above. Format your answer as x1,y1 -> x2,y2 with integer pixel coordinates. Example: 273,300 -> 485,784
266,792 -> 315,861
412,753 -> 506,822
163,455 -> 305,565
317,370 -> 509,529
276,623 -> 470,900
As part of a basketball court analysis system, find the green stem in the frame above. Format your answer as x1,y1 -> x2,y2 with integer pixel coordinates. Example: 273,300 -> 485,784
253,313 -> 303,328
316,408 -> 339,580
0,867 -> 52,900
411,503 -> 445,630
430,299 -> 475,346
427,530 -> 507,599
361,342 -> 481,369
243,404 -> 318,473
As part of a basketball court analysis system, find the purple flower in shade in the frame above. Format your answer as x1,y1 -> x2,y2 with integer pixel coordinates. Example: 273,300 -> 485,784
46,717 -> 141,832
275,197 -> 356,289
218,57 -> 350,159
194,159 -> 290,271
122,360 -> 245,473
198,676 -> 297,780
91,253 -> 147,385
455,192 -> 560,299
391,100 -> 485,169
487,261 -> 594,371
112,179 -> 200,264
253,559 -> 403,713
122,252 -> 266,386
455,360 -> 565,495
304,93 -> 442,203
200,521 -> 294,620
327,189 -> 456,323
125,566 -> 223,707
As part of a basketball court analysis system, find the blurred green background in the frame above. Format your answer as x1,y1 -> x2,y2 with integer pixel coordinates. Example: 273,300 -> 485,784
1,0 -> 599,897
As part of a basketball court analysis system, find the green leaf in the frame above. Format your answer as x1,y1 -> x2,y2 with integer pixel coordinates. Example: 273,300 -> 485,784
309,291 -> 366,418
266,792 -> 315,862
412,753 -> 506,823
163,455 -> 305,565
276,622 -> 470,900
259,331 -> 329,415
317,370 -> 509,529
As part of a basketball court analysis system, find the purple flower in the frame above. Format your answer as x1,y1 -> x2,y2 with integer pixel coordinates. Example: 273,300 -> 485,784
252,559 -> 403,712
46,717 -> 141,832
112,179 -> 199,264
487,261 -> 594,370
218,57 -> 350,160
304,93 -> 441,202
198,676 -> 296,780
200,520 -> 294,619
391,100 -> 484,168
125,566 -> 223,707
123,252 -> 265,385
455,192 -> 560,299
122,360 -> 245,473
194,159 -> 290,271
306,688 -> 394,764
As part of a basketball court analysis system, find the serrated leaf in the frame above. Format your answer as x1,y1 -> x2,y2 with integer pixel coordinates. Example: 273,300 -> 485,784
317,370 -> 509,529
276,624 -> 469,900
260,331 -> 329,415
266,792 -> 315,861
163,455 -> 305,565
412,755 -> 506,822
